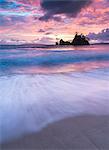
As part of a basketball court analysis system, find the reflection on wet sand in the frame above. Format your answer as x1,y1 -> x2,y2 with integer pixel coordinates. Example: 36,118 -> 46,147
15,61 -> 109,74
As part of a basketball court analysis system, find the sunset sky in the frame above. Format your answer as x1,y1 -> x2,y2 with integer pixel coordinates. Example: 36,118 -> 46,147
0,0 -> 109,44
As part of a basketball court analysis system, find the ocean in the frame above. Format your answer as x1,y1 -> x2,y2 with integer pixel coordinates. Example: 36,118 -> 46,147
0,44 -> 109,143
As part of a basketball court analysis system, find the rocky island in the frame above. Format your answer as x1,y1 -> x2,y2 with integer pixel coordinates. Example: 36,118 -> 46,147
56,33 -> 90,46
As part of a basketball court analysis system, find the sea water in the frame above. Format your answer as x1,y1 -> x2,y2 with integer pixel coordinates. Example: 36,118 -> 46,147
0,45 -> 109,143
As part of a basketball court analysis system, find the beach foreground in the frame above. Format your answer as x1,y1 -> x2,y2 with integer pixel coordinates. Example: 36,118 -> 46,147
1,115 -> 109,149
0,45 -> 109,149
0,68 -> 109,149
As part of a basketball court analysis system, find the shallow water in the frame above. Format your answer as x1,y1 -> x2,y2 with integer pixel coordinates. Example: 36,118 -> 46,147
0,45 -> 109,143
0,44 -> 109,75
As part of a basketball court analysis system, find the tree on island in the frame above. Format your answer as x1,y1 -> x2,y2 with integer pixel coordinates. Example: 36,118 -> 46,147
56,33 -> 90,45
72,33 -> 89,45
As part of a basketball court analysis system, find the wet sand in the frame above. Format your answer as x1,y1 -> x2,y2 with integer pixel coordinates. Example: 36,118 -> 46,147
1,115 -> 109,150
0,72 -> 109,149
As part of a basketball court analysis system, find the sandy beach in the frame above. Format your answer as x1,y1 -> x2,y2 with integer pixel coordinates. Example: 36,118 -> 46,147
1,115 -> 109,149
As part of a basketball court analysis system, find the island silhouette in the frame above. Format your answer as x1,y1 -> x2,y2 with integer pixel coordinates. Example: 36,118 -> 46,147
56,33 -> 90,46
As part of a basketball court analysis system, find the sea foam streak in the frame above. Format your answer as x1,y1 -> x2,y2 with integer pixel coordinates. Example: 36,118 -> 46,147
0,69 -> 109,143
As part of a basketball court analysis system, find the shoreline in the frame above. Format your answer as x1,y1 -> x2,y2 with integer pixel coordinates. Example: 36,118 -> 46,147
0,66 -> 109,149
0,43 -> 109,50
0,70 -> 109,146
1,115 -> 109,149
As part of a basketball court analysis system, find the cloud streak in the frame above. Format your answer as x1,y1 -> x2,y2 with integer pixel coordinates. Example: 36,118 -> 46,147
0,0 -> 21,9
88,28 -> 109,42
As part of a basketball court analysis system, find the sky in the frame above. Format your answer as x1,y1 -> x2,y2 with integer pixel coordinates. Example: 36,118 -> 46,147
0,0 -> 109,44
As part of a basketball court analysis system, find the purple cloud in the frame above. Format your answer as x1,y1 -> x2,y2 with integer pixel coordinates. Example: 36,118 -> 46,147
88,28 -> 109,42
39,0 -> 92,21
0,15 -> 26,26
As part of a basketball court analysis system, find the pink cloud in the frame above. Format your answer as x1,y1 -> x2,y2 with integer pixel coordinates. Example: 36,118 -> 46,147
0,0 -> 109,44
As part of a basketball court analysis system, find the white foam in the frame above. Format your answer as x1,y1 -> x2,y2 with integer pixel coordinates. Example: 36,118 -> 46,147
0,70 -> 109,143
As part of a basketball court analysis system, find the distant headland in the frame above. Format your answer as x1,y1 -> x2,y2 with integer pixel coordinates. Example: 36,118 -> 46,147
56,33 -> 90,46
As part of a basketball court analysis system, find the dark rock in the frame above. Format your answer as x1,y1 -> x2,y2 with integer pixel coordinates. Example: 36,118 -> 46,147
72,33 -> 89,45
57,33 -> 90,46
